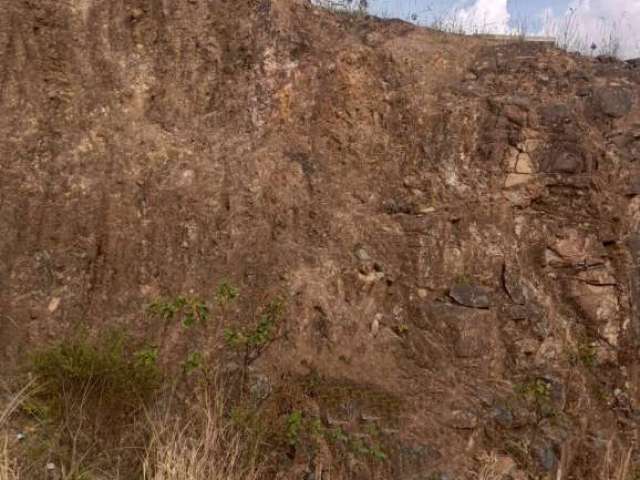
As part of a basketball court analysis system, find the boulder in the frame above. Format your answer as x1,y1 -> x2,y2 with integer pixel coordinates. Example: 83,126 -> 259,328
449,284 -> 491,309
491,404 -> 514,428
539,103 -> 573,127
515,153 -> 535,174
505,173 -> 533,188
593,86 -> 633,118
541,147 -> 585,174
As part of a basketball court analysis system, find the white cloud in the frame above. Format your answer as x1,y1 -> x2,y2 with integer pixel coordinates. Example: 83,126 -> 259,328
542,0 -> 640,59
456,0 -> 511,34
424,0 -> 639,58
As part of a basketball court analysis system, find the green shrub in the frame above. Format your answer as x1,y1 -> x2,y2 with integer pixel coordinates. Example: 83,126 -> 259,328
22,333 -> 162,478
30,333 -> 161,414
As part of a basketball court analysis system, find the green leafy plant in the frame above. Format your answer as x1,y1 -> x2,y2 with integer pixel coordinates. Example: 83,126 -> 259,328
148,295 -> 208,328
326,426 -> 349,443
224,298 -> 285,366
349,436 -> 370,455
216,280 -> 239,306
368,444 -> 387,461
135,346 -> 159,369
568,340 -> 596,368
324,426 -> 386,461
182,351 -> 203,375
393,324 -> 410,336
515,379 -> 550,401
286,410 -> 303,446
514,378 -> 555,419
349,436 -> 387,460
308,418 -> 325,438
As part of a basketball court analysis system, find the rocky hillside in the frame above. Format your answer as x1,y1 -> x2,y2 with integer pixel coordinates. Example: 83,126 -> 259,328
1,0 -> 640,478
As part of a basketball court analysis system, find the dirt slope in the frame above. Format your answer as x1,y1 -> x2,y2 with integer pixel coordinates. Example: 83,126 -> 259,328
1,0 -> 640,478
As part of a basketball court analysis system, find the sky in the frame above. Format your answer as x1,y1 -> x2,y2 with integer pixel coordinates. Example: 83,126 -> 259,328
368,0 -> 640,58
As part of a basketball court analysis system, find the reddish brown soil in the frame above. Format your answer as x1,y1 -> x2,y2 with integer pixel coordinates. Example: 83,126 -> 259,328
1,0 -> 640,478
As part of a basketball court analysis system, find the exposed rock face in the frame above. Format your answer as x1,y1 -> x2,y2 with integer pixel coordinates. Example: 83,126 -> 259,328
1,0 -> 640,478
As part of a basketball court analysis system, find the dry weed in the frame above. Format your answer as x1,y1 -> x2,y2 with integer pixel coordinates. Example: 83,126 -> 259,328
0,381 -> 35,480
142,388 -> 260,480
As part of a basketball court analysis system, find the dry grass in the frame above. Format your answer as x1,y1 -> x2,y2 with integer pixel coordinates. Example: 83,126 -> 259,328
0,381 -> 35,480
475,452 -> 517,480
0,434 -> 17,480
1,377 -> 263,480
142,388 -> 260,480
601,439 -> 633,480
2,331 -> 268,480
